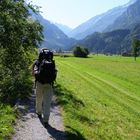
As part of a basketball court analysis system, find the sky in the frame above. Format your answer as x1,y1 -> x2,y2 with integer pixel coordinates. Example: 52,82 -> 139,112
30,0 -> 130,28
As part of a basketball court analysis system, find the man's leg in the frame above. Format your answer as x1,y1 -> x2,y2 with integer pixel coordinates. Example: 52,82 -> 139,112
42,84 -> 53,123
35,82 -> 43,115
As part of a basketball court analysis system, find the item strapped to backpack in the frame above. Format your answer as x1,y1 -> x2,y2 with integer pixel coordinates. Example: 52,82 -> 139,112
35,49 -> 57,84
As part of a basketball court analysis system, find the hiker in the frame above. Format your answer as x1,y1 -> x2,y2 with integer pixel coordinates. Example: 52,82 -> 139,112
32,48 -> 57,127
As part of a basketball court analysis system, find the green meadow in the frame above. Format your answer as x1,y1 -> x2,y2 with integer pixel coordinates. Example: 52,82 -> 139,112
54,55 -> 140,140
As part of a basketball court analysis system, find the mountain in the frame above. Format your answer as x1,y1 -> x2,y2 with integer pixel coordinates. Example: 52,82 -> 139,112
105,0 -> 140,31
29,0 -> 139,53
30,12 -> 75,50
54,23 -> 72,35
76,23 -> 140,54
76,0 -> 140,54
77,29 -> 130,54
68,0 -> 136,40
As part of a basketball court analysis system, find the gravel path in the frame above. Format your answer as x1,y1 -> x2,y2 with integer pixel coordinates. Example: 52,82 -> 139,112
12,91 -> 67,140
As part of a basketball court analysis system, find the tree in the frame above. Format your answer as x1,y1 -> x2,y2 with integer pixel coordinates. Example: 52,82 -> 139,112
132,39 -> 140,61
73,45 -> 89,58
0,0 -> 43,104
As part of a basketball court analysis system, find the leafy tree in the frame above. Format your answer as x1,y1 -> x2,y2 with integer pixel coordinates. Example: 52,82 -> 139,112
132,39 -> 140,61
73,45 -> 89,58
0,0 -> 43,104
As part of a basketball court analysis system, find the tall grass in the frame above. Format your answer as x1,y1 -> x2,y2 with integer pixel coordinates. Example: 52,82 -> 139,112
0,105 -> 16,140
54,55 -> 140,140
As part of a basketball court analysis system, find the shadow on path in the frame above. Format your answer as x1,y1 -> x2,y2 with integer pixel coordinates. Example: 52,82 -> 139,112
38,115 -> 86,140
38,115 -> 67,140
47,125 -> 86,140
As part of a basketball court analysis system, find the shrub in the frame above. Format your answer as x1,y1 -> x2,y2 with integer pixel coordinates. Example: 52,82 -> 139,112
0,0 -> 43,104
73,45 -> 89,58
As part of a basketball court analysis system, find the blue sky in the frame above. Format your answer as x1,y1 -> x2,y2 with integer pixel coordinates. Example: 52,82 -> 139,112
31,0 -> 130,28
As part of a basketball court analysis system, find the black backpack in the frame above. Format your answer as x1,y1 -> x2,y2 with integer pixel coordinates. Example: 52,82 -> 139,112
35,49 -> 57,84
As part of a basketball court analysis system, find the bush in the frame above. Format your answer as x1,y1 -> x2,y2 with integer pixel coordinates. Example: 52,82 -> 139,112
121,52 -> 132,57
73,45 -> 89,58
0,70 -> 32,105
0,1 -> 43,104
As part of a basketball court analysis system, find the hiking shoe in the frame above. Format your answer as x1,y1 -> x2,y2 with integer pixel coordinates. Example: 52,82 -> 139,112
44,122 -> 49,128
37,113 -> 42,119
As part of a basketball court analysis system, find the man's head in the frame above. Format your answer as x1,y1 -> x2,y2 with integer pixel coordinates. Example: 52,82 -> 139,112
39,48 -> 53,61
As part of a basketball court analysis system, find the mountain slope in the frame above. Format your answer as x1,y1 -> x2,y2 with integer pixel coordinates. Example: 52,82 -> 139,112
78,29 -> 130,54
54,23 -> 72,35
68,0 -> 136,40
77,23 -> 140,54
31,12 -> 75,50
105,0 -> 140,31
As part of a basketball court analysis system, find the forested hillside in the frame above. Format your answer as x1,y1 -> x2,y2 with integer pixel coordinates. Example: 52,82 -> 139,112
77,24 -> 140,54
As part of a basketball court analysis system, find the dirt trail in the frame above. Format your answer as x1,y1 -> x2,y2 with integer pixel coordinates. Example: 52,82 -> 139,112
11,91 -> 67,140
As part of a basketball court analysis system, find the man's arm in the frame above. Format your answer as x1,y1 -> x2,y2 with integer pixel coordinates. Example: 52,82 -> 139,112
32,60 -> 39,76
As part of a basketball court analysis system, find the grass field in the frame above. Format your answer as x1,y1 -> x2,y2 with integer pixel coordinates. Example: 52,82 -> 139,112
54,55 -> 140,140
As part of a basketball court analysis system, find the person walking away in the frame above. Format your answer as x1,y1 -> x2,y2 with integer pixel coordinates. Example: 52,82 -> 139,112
32,48 -> 57,127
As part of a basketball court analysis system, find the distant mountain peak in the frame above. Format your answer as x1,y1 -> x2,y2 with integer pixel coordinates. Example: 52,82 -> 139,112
67,0 -> 137,40
30,10 -> 75,50
105,0 -> 140,32
122,0 -> 137,8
